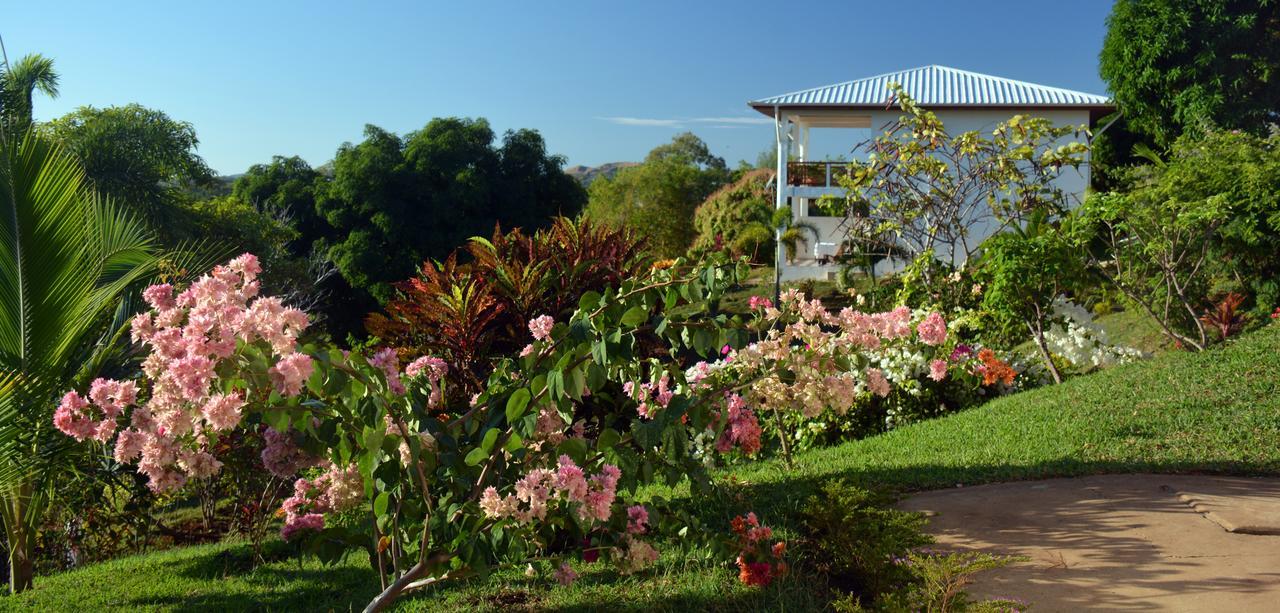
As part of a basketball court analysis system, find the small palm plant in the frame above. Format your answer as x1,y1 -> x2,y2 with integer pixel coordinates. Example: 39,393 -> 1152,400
772,206 -> 820,264
0,128 -> 184,592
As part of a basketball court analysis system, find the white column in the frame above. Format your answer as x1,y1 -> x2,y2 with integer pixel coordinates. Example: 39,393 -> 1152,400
774,109 -> 788,292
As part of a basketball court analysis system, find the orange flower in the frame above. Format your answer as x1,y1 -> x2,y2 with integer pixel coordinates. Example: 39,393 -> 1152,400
977,349 -> 1016,386
650,259 -> 677,271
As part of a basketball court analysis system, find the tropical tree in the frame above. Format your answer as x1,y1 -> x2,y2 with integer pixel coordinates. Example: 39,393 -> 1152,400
1100,0 -> 1280,147
44,104 -> 214,234
0,53 -> 59,129
314,119 -> 586,307
585,133 -> 731,258
0,129 -> 176,592
772,206 -> 820,265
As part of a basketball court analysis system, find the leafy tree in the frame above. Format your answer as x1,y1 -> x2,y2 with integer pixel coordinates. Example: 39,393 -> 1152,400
0,53 -> 59,129
44,104 -> 214,234
0,129 -> 181,592
1075,128 -> 1280,350
836,85 -> 1089,274
690,168 -> 775,262
1100,0 -> 1280,146
231,155 -> 327,253
978,217 -> 1081,383
315,119 -> 585,305
584,133 -> 731,258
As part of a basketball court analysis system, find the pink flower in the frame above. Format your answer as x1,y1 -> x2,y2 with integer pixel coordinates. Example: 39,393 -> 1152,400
53,391 -> 95,441
748,295 -> 774,310
142,283 -> 176,310
519,344 -> 535,357
554,455 -> 589,502
114,429 -> 145,463
866,368 -> 890,397
281,513 -> 324,541
200,393 -> 245,431
928,359 -> 948,382
917,312 -> 948,346
269,353 -> 314,397
404,356 -> 447,380
627,505 -> 649,534
528,314 -> 555,342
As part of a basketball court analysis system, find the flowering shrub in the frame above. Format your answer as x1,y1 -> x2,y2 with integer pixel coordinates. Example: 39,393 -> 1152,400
730,512 -> 786,587
54,254 -> 309,492
55,253 -> 776,610
1045,298 -> 1145,368
685,290 -> 959,459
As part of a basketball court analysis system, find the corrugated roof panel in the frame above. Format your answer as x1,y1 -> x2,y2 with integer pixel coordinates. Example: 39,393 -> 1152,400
750,65 -> 1111,108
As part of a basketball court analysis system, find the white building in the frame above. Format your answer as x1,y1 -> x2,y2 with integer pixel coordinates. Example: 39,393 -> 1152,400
748,65 -> 1114,282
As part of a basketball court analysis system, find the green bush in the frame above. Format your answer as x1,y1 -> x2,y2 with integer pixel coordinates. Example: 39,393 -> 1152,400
801,481 -> 932,604
689,168 -> 775,262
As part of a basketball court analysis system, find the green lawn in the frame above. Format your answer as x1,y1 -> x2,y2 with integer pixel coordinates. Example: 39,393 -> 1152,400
6,324 -> 1279,612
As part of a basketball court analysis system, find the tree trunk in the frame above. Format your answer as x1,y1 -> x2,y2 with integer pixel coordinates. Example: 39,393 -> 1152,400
1028,319 -> 1063,385
8,539 -> 32,594
3,487 -> 34,594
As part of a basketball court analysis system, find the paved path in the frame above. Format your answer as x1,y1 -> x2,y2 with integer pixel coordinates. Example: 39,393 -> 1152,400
897,474 -> 1280,612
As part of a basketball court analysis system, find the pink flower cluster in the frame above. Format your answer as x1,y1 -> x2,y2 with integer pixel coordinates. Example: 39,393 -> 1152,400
714,394 -> 762,455
916,312 -> 948,346
404,356 -> 447,381
54,379 -> 137,443
480,455 -> 620,525
279,462 -> 363,540
261,427 -> 322,478
528,314 -> 555,342
865,368 -> 890,398
626,504 -> 650,534
747,295 -> 774,311
369,348 -> 406,395
928,359 -> 949,382
622,372 -> 674,419
704,291 -> 952,422
54,253 -> 313,492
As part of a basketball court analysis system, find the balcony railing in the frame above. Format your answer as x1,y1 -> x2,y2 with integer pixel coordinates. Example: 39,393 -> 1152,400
786,161 -> 849,188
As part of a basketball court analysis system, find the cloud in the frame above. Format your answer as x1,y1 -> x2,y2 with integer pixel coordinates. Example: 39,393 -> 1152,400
598,117 -> 685,127
598,115 -> 772,128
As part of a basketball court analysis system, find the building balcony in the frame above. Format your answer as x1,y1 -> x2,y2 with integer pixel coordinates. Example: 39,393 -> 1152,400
786,161 -> 849,188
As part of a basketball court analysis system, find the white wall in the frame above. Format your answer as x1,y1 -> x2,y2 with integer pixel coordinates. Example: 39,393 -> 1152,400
779,108 -> 1092,282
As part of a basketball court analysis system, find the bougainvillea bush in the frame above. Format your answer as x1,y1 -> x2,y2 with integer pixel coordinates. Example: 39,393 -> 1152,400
53,253 -> 963,610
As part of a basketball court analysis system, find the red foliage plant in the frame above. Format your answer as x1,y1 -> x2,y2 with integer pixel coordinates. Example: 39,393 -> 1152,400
366,217 -> 648,398
1199,292 -> 1248,341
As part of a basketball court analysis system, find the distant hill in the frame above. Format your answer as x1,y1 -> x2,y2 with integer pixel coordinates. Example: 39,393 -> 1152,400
565,162 -> 638,186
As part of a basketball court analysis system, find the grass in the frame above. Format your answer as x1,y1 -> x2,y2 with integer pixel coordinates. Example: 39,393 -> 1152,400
6,325 -> 1279,612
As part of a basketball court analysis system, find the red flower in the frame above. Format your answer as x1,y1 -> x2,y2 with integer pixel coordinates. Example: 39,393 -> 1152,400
582,537 -> 599,563
737,557 -> 774,586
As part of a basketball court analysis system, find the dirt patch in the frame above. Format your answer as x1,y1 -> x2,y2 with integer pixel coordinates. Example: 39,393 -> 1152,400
898,474 -> 1280,612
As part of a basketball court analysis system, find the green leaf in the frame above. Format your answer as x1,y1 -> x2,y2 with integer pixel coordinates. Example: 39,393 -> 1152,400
621,306 -> 648,327
566,365 -> 586,401
464,447 -> 488,467
505,388 -> 531,423
597,428 -> 621,451
578,291 -> 602,311
480,427 -> 500,453
373,492 -> 390,517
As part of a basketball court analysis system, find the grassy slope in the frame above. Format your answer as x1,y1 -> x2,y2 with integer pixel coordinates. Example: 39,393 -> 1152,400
6,325 -> 1279,612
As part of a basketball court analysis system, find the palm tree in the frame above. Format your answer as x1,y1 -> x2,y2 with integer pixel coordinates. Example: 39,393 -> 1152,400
0,53 -> 60,128
771,206 -> 820,264
0,128 -> 170,593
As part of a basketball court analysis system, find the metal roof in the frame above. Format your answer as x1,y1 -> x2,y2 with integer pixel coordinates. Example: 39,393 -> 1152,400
749,65 -> 1112,110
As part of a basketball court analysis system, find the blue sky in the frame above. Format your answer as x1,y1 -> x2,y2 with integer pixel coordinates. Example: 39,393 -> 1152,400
9,0 -> 1115,175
